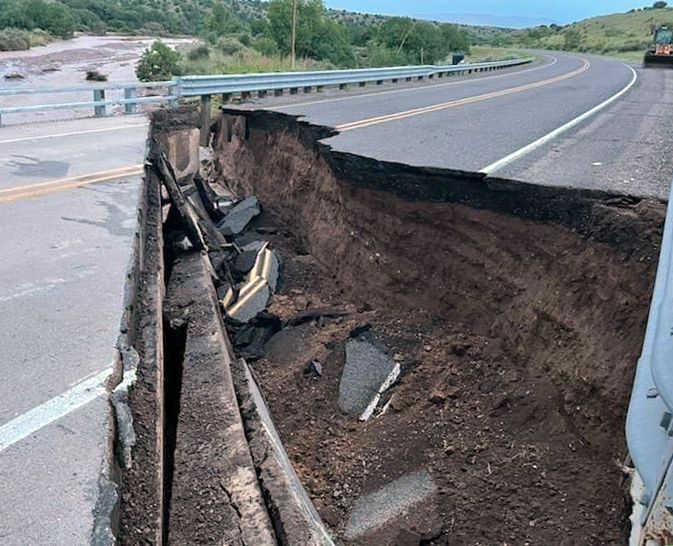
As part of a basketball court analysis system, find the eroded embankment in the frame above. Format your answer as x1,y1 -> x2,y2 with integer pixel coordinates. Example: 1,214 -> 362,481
210,108 -> 665,545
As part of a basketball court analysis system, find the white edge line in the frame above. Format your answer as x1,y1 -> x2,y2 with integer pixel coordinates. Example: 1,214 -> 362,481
480,63 -> 638,175
0,367 -> 112,453
274,55 -> 559,111
0,122 -> 149,145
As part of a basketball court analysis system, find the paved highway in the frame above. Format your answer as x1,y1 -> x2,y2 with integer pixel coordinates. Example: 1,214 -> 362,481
256,51 -> 672,199
0,50 -> 671,545
0,117 -> 147,545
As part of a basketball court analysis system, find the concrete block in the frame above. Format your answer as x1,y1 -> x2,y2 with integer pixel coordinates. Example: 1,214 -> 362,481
161,128 -> 200,183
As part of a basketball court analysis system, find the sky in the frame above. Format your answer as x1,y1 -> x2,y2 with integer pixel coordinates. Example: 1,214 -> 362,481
325,0 -> 650,25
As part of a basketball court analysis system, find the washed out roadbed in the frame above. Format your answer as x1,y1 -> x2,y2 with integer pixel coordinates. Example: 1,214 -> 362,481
209,108 -> 666,545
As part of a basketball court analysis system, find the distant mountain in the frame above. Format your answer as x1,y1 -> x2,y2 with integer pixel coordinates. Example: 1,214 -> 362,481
416,13 -> 558,29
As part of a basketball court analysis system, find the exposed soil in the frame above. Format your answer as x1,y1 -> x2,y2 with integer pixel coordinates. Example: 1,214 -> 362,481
210,109 -> 666,545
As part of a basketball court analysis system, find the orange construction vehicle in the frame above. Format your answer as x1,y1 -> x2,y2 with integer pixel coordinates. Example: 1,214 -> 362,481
644,26 -> 673,67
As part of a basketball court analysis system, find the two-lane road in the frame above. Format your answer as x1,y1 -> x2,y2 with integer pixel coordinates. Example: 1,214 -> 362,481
252,51 -> 671,199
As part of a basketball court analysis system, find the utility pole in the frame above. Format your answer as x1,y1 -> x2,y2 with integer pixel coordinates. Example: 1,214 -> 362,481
291,0 -> 298,69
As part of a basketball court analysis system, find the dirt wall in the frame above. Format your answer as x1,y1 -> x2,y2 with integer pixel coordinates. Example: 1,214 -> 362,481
210,108 -> 666,544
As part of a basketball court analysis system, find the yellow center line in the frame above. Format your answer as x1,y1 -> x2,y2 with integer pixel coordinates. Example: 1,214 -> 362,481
0,164 -> 145,204
336,59 -> 590,132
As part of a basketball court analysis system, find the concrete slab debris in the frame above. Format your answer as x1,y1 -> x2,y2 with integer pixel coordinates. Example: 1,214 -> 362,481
234,248 -> 259,276
225,243 -> 281,323
344,471 -> 436,541
229,280 -> 270,323
217,196 -> 261,237
339,330 -> 400,417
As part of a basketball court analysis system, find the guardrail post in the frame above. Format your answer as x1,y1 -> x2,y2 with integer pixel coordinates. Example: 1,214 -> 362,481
376,80 -> 383,85
222,93 -> 231,104
93,89 -> 105,117
339,83 -> 347,90
317,85 -> 324,92
124,87 -> 137,115
417,76 -> 423,81
200,94 -> 211,146
406,77 -> 412,82
241,91 -> 251,100
392,78 -> 398,84
359,82 -> 366,87
274,89 -> 283,97
258,90 -> 267,98
303,86 -> 312,93
0,112 -> 3,127
290,88 -> 298,95
168,86 -> 178,109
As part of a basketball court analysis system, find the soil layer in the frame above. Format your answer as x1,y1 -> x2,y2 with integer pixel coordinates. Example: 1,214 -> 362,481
211,109 -> 666,545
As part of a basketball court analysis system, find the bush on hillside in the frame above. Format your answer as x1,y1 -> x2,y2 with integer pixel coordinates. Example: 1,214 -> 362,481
136,40 -> 181,81
216,36 -> 247,55
187,43 -> 211,60
253,36 -> 279,56
0,27 -> 31,50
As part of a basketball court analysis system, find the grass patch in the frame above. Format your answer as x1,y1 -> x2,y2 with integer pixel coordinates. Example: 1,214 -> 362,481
178,43 -> 332,75
466,46 -> 540,63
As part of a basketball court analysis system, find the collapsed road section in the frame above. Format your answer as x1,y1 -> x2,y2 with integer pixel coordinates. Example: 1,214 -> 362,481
102,105 -> 666,546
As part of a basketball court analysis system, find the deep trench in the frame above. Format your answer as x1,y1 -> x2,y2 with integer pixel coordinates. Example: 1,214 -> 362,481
115,107 -> 667,546
206,108 -> 666,545
161,320 -> 185,546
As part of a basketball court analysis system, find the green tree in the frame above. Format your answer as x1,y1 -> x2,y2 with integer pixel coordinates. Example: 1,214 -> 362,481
203,2 -> 242,43
653,1 -> 667,8
266,0 -> 353,64
135,40 -> 181,81
376,16 -> 415,52
40,1 -> 76,36
0,0 -> 75,37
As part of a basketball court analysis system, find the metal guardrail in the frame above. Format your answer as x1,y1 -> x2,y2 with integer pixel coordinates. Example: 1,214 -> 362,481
626,181 -> 673,543
176,58 -> 532,96
0,58 -> 533,126
0,81 -> 176,124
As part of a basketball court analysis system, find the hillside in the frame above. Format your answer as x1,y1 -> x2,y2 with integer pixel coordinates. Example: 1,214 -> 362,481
488,5 -> 673,60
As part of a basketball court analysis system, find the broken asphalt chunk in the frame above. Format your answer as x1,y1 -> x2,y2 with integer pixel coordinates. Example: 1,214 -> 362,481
217,196 -> 260,237
339,332 -> 400,417
230,312 -> 282,361
306,360 -> 323,376
344,471 -> 436,541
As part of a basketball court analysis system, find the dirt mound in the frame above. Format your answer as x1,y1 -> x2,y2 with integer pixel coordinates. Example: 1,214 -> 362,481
209,108 -> 665,545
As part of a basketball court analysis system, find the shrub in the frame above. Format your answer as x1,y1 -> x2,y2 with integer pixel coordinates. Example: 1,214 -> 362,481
0,28 -> 32,51
187,43 -> 211,60
238,32 -> 253,47
136,40 -> 181,81
141,22 -> 166,36
253,36 -> 280,56
216,36 -> 246,55
86,69 -> 108,81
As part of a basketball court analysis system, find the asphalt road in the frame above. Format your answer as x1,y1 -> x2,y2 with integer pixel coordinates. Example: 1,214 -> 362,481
256,51 -> 672,199
0,48 -> 672,546
0,117 -> 147,545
